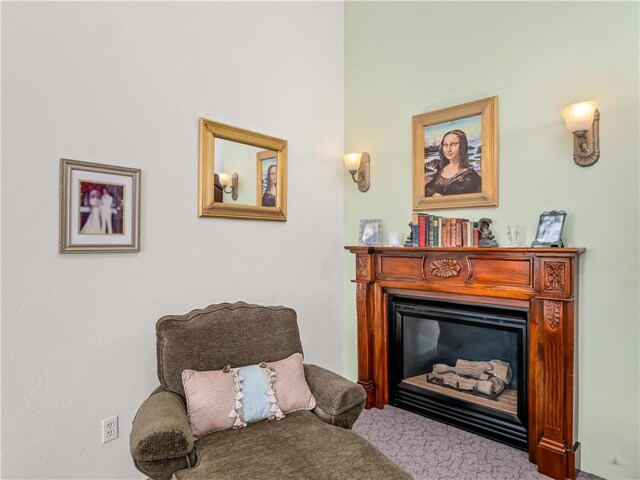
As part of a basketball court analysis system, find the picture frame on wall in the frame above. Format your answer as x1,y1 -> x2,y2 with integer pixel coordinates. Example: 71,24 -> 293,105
531,210 -> 566,247
412,96 -> 498,210
359,219 -> 382,246
256,150 -> 278,207
59,158 -> 141,253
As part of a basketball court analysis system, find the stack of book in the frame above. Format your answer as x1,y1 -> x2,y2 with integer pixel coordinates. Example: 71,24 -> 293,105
411,213 -> 479,247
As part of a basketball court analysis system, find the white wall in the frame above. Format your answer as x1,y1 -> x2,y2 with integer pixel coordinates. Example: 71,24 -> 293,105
1,2 -> 343,478
343,2 -> 639,479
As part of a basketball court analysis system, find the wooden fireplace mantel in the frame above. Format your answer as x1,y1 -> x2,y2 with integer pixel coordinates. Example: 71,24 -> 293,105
345,246 -> 584,480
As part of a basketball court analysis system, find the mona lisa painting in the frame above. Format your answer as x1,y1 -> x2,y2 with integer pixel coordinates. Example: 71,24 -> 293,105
412,96 -> 498,210
256,150 -> 278,207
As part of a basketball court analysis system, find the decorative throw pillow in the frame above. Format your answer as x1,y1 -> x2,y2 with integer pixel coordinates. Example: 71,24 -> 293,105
182,352 -> 315,438
268,353 -> 316,414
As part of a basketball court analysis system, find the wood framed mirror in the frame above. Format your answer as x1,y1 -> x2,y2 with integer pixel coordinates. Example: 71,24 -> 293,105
198,118 -> 287,221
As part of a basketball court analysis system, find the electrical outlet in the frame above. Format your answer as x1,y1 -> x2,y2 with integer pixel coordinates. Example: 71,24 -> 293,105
101,415 -> 118,443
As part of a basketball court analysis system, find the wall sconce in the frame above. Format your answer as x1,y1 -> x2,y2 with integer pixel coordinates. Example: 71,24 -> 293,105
218,172 -> 238,200
560,101 -> 600,167
343,152 -> 370,192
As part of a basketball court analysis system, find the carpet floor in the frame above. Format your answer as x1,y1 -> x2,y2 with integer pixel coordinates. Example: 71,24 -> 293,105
353,405 -> 602,480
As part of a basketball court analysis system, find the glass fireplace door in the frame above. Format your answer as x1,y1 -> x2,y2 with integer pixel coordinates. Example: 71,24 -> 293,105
388,296 -> 529,449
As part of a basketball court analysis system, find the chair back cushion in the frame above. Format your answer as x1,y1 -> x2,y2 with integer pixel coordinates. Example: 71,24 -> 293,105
156,302 -> 303,398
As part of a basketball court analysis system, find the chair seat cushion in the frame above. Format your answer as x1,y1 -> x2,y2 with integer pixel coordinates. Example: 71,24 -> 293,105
172,410 -> 411,480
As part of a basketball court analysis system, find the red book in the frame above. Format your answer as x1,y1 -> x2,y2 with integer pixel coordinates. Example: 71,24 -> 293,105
418,214 -> 427,247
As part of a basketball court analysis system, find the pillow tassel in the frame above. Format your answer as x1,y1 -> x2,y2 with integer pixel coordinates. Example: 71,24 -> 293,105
274,404 -> 285,420
265,365 -> 285,421
230,368 -> 247,429
233,416 -> 246,429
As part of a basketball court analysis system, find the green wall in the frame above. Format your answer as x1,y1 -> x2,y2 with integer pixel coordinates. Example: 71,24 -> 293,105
217,140 -> 260,205
343,2 -> 639,479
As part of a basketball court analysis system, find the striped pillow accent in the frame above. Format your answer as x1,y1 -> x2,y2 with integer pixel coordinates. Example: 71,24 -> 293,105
182,353 -> 315,439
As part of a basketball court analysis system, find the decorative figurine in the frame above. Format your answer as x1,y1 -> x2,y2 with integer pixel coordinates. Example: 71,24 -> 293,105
404,222 -> 414,247
478,218 -> 498,247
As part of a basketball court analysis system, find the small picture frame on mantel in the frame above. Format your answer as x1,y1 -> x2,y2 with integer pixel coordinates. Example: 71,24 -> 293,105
359,219 -> 382,246
531,210 -> 566,247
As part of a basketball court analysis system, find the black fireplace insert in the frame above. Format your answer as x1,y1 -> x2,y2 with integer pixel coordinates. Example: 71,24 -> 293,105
388,295 -> 529,450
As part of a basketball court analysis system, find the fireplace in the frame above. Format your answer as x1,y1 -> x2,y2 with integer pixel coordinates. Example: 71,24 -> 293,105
346,246 -> 584,480
388,295 -> 528,449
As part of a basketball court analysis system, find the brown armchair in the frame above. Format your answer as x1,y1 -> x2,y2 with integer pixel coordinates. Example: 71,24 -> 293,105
129,302 -> 411,480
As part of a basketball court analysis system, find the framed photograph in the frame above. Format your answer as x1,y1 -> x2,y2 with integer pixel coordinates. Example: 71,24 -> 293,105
60,159 -> 141,253
359,219 -> 382,246
532,210 -> 566,247
256,150 -> 278,207
413,96 -> 498,210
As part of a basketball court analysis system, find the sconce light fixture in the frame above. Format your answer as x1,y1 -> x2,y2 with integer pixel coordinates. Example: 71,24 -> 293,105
218,172 -> 238,200
343,152 -> 370,192
560,101 -> 600,167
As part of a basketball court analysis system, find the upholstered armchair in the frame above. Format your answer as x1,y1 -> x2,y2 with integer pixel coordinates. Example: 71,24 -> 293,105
129,302 -> 411,480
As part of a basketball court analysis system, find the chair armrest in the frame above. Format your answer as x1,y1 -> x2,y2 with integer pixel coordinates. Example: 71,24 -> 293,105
304,364 -> 366,429
130,389 -> 194,462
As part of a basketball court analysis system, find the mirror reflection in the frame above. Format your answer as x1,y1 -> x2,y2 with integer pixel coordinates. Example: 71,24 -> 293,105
214,139 -> 272,206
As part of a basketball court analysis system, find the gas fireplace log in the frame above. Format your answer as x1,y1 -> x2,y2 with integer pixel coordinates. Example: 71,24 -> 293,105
427,358 -> 512,397
427,371 -> 506,396
432,364 -> 455,375
488,377 -> 506,396
453,360 -> 493,380
488,359 -> 512,384
427,372 -> 496,396
452,359 -> 512,384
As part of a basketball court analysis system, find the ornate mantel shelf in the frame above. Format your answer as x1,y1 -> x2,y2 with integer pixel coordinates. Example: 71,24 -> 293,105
345,246 -> 585,480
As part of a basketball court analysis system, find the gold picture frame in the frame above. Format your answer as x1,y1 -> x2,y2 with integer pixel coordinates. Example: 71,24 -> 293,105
413,96 -> 498,210
198,118 -> 287,221
59,158 -> 141,253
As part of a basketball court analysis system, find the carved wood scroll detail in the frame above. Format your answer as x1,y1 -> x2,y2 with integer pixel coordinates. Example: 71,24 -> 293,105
544,262 -> 565,292
356,282 -> 367,305
544,300 -> 561,330
356,256 -> 370,280
430,258 -> 461,278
